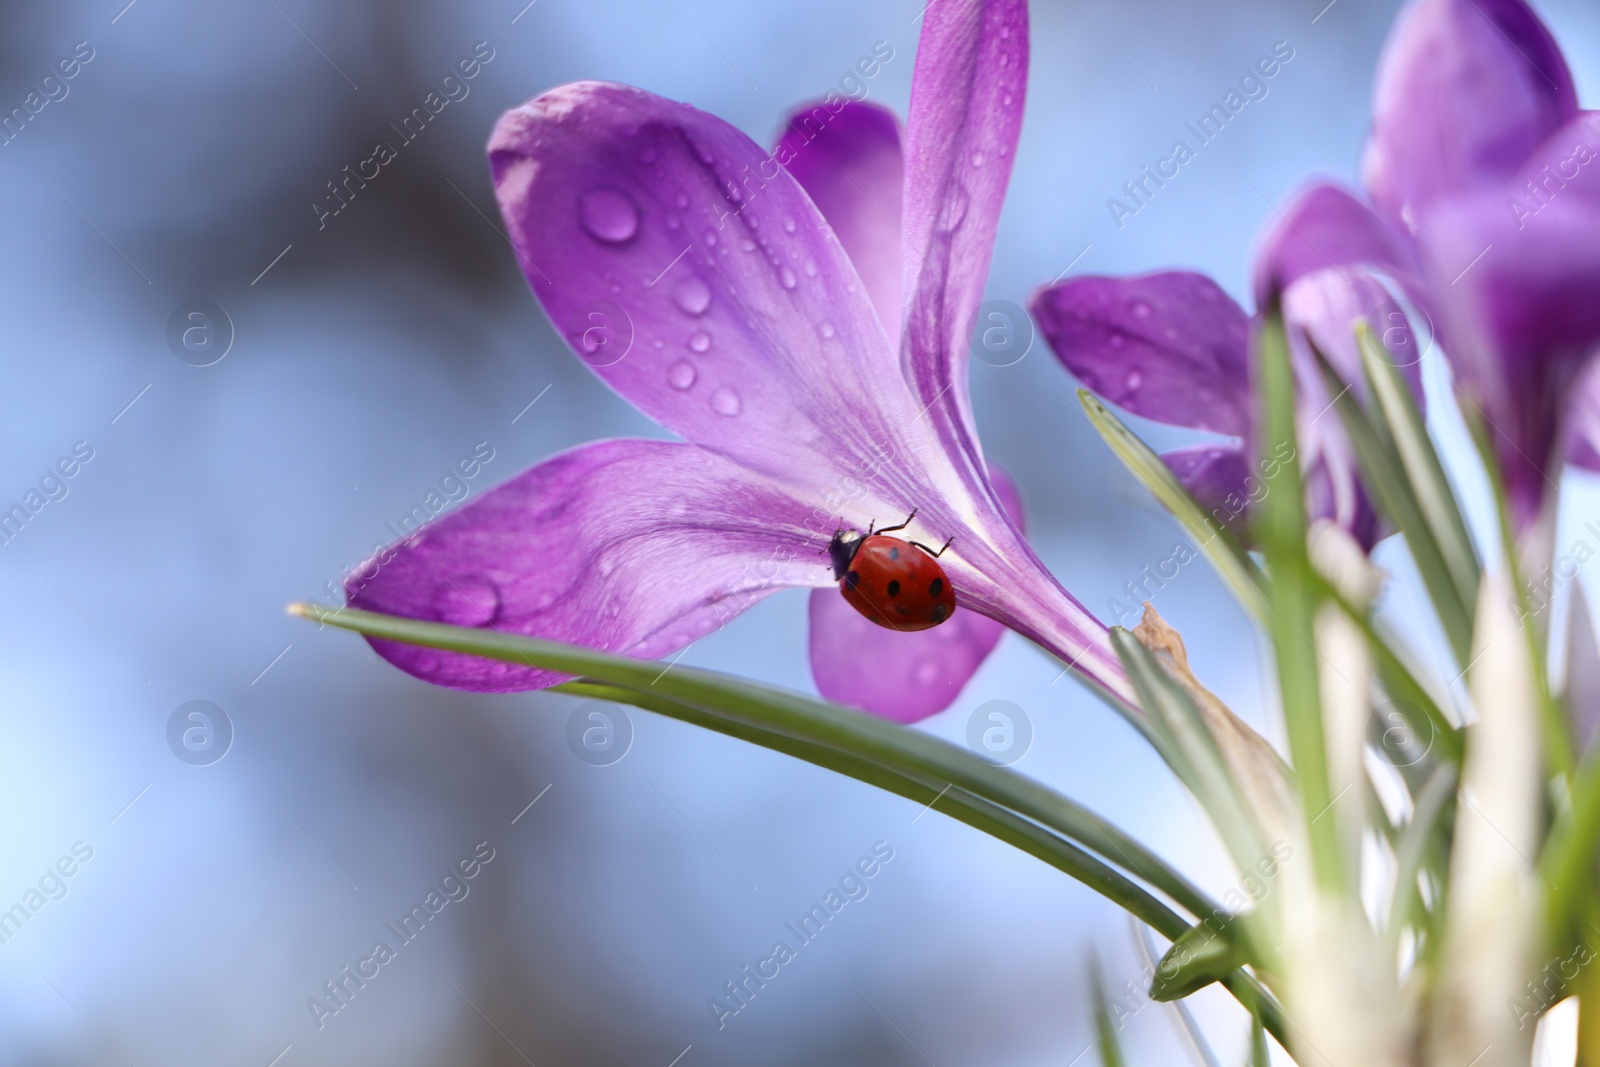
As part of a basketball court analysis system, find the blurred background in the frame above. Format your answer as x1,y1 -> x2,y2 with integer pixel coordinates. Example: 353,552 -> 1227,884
2,0 -> 1597,1063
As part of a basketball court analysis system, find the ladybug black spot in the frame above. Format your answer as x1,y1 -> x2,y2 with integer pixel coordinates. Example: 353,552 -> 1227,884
845,570 -> 860,589
928,577 -> 944,598
886,579 -> 901,598
930,604 -> 948,623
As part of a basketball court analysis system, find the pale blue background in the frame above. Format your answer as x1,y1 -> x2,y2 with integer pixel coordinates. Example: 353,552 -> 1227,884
2,0 -> 1597,1064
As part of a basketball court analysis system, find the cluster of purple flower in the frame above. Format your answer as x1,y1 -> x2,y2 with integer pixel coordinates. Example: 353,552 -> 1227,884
344,0 -> 1600,724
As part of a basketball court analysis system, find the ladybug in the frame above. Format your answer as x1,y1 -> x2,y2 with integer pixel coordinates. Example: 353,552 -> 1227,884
827,510 -> 956,632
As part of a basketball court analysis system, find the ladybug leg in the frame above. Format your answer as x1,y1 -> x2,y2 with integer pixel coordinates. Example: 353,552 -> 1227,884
875,508 -> 919,536
910,536 -> 954,558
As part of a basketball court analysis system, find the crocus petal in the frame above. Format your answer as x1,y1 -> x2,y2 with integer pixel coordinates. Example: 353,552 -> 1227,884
1252,182 -> 1426,312
346,438 -> 832,692
808,463 -> 1025,722
489,82 -> 926,500
1031,270 -> 1253,436
1160,443 -> 1254,538
776,100 -> 904,340
899,0 -> 1028,490
1283,265 -> 1425,400
1363,0 -> 1577,232
1568,366 -> 1600,472
1411,113 -> 1600,526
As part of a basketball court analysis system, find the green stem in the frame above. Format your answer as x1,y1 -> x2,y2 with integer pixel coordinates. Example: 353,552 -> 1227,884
294,602 -> 1215,921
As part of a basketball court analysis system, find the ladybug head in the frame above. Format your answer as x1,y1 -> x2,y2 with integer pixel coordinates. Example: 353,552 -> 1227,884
827,526 -> 863,581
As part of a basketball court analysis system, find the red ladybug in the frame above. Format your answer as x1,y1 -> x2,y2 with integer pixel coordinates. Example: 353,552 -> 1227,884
827,510 -> 956,632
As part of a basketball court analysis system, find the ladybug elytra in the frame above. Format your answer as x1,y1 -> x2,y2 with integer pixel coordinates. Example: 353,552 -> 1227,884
827,510 -> 956,632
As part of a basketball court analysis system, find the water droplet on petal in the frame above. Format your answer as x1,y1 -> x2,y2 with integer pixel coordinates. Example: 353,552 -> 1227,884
970,150 -> 985,167
672,276 -> 712,316
1109,333 -> 1126,349
704,230 -> 718,246
668,360 -> 697,389
817,321 -> 835,339
783,216 -> 797,234
739,238 -> 757,252
688,330 -> 712,353
1002,92 -> 1015,106
578,189 -> 638,243
711,386 -> 742,416
1126,369 -> 1144,390
1130,300 -> 1153,319
915,662 -> 940,685
675,192 -> 689,209
433,577 -> 500,627
779,266 -> 797,290
803,260 -> 818,278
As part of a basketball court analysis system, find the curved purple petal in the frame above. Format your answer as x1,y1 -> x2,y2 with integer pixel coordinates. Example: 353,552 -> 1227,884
1160,443 -> 1255,539
776,100 -> 904,341
1252,182 -> 1427,312
489,82 -> 923,496
1031,270 -> 1253,436
1283,265 -> 1425,401
1411,112 -> 1600,526
899,0 -> 1028,493
346,438 -> 832,692
1362,0 -> 1577,232
807,462 -> 1024,722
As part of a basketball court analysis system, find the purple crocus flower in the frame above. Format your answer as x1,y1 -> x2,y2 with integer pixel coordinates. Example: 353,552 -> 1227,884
1030,194 -> 1421,549
1264,0 -> 1600,534
346,0 -> 1134,721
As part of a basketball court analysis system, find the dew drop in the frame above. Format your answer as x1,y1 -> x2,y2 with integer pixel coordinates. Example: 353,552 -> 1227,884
668,360 -> 697,389
1109,333 -> 1126,349
675,192 -> 689,209
1002,92 -> 1015,106
783,216 -> 797,234
1131,300 -> 1153,319
433,577 -> 500,627
711,386 -> 742,416
1126,370 -> 1144,390
704,230 -> 718,246
970,150 -> 986,167
779,266 -> 798,290
817,321 -> 835,339
915,662 -> 940,685
739,238 -> 757,252
672,276 -> 712,316
688,330 -> 712,353
747,215 -> 760,229
578,188 -> 639,243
